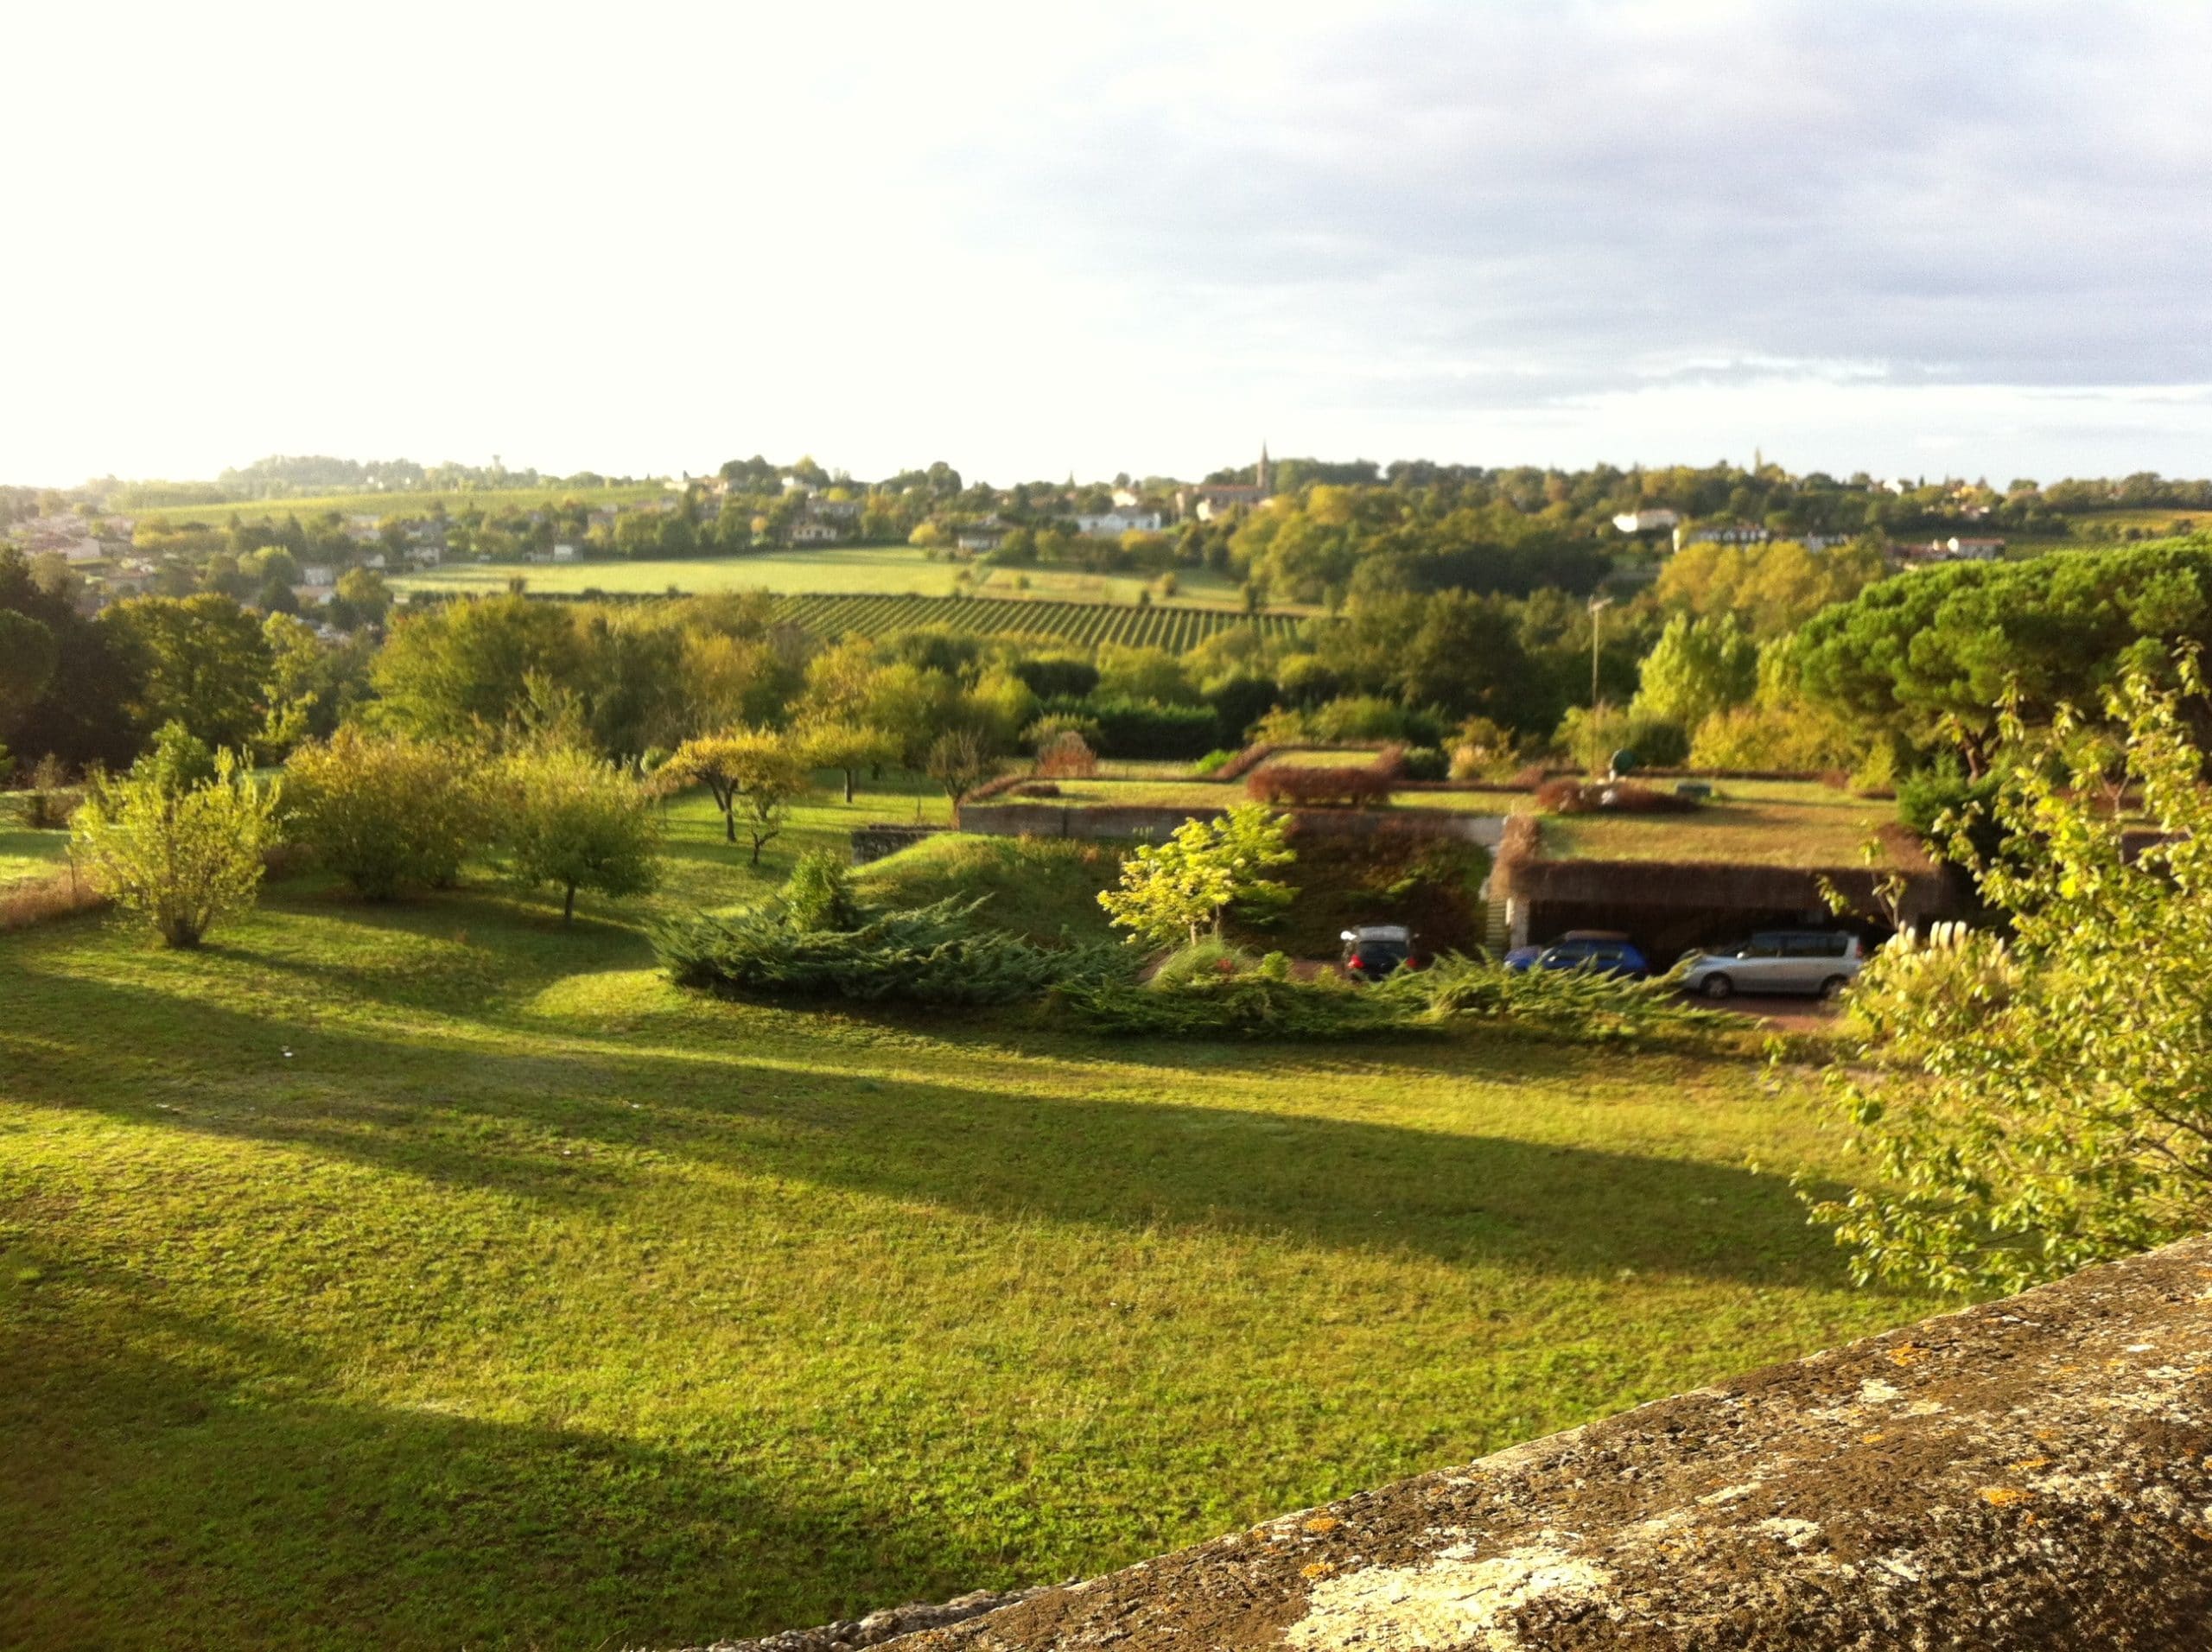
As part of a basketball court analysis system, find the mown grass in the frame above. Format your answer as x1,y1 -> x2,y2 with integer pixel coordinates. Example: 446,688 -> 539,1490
0,781 -> 1939,1649
0,816 -> 71,886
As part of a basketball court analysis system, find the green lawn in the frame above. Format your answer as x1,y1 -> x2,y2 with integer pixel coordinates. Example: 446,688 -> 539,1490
391,548 -> 1256,610
0,781 -> 1938,1649
0,814 -> 71,886
1540,780 -> 1899,867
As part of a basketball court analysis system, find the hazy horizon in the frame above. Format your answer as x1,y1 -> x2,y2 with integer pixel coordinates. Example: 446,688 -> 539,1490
9,1 -> 2210,489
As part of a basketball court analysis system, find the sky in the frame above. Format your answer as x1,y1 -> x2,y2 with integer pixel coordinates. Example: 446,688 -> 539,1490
6,0 -> 2210,489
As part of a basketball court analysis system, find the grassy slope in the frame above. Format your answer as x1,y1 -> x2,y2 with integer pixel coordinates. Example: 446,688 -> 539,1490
0,783 -> 1938,1649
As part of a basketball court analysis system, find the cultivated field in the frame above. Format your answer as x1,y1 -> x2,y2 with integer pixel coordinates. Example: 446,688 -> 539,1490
0,781 -> 1936,1649
392,548 -> 1270,615
124,484 -> 671,527
771,592 -> 1302,650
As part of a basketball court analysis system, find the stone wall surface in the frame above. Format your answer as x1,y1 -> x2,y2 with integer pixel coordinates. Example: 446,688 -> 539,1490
887,1236 -> 2212,1651
957,803 -> 1506,849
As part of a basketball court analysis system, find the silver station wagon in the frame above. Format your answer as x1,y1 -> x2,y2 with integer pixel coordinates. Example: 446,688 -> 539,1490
1679,931 -> 1865,1001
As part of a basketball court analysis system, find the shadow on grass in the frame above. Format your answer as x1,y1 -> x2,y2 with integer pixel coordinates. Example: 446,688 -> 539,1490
2,956 -> 1861,1290
0,1279 -> 1015,1650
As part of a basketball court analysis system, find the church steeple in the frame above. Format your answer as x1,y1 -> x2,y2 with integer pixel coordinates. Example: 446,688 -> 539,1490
1257,441 -> 1270,495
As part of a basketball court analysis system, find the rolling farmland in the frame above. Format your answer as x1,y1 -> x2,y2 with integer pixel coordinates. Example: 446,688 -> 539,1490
768,591 -> 1305,649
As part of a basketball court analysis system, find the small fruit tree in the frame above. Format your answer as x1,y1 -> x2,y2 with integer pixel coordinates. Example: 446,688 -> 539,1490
1097,803 -> 1297,949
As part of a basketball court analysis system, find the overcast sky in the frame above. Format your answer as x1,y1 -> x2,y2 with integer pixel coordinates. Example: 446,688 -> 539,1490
6,0 -> 2209,487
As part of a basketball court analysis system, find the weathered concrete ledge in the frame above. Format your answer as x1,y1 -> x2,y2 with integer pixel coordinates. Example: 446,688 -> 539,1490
894,1236 -> 2212,1650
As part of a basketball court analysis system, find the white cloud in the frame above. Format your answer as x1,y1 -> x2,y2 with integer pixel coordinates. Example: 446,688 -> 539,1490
3,0 -> 2209,486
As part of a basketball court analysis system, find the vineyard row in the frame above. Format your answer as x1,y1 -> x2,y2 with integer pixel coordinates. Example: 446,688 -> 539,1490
766,593 -> 1303,651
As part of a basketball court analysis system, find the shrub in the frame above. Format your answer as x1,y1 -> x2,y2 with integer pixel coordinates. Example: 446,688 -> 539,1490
285,728 -> 493,899
1061,949 -> 1409,1039
22,753 -> 82,829
1033,729 -> 1098,778
656,896 -> 1097,1007
1020,711 -> 1103,752
780,850 -> 859,932
72,745 -> 281,948
1098,803 -> 1297,947
1048,696 -> 1218,759
501,748 -> 662,922
1400,746 -> 1448,781
1554,704 -> 1688,772
1245,765 -> 1395,809
1533,778 -> 1699,816
1405,953 -> 1707,1040
1192,748 -> 1237,776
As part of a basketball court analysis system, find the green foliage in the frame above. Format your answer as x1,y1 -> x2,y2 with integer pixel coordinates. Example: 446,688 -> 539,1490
1655,537 -> 1886,639
1098,803 -> 1297,948
1061,948 -> 1407,1039
100,593 -> 275,749
666,728 -> 813,861
1630,613 -> 1758,731
1791,539 -> 2212,764
1894,759 -> 2005,862
1553,703 -> 1688,771
72,745 -> 279,947
1804,663 -> 2212,1294
500,748 -> 662,921
285,728 -> 493,899
656,895 -> 1096,1006
799,720 -> 899,803
0,609 -> 57,720
1407,953 -> 1707,1040
779,850 -> 859,932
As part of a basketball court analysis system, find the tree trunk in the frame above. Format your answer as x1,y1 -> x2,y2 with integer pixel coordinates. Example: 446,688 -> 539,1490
724,810 -> 736,842
563,883 -> 576,923
844,769 -> 856,804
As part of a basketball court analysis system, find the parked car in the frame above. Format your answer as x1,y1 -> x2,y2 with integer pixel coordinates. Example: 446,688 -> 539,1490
1678,931 -> 1864,1000
1504,930 -> 1649,978
1340,924 -> 1420,981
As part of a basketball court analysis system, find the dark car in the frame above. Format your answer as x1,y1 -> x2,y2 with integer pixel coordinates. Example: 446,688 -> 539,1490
1340,924 -> 1420,981
1505,931 -> 1649,978
1503,929 -> 1649,978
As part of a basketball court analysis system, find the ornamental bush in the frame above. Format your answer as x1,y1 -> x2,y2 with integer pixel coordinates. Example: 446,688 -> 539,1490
286,728 -> 493,899
73,743 -> 280,948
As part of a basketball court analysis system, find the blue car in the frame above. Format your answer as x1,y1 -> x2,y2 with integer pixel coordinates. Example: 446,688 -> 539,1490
1503,930 -> 1649,978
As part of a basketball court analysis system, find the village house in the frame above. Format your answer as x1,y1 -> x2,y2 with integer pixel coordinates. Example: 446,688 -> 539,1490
1611,507 -> 1680,534
956,520 -> 1008,553
1073,509 -> 1164,537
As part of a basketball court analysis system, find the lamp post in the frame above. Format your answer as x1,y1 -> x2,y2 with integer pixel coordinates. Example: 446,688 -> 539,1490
1588,593 -> 1613,708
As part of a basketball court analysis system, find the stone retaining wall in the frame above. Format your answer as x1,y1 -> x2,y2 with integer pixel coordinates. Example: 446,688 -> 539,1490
892,1236 -> 2212,1650
849,824 -> 948,865
958,802 -> 1507,849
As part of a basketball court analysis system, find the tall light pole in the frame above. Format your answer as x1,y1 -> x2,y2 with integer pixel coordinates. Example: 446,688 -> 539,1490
1588,593 -> 1613,708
